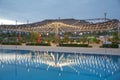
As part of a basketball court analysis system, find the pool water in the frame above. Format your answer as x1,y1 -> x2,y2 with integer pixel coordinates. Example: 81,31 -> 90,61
0,49 -> 120,80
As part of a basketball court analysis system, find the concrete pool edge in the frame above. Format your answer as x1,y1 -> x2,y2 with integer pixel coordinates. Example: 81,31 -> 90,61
0,45 -> 120,56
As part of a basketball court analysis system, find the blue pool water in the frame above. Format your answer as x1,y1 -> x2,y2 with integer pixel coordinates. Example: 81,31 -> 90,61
0,49 -> 120,80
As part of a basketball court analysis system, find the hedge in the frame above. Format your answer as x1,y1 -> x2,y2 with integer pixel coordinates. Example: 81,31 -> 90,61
2,42 -> 21,45
26,42 -> 50,46
101,44 -> 119,48
59,43 -> 91,47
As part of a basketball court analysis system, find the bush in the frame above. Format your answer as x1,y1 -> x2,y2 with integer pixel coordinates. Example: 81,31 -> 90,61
26,42 -> 50,46
59,43 -> 90,47
101,44 -> 119,48
2,42 -> 21,45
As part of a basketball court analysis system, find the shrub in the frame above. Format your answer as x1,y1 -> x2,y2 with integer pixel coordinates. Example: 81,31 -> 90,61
59,43 -> 90,47
2,42 -> 21,45
101,44 -> 118,48
26,42 -> 50,46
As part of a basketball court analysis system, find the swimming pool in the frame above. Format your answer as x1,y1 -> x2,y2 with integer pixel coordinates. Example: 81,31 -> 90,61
0,49 -> 120,80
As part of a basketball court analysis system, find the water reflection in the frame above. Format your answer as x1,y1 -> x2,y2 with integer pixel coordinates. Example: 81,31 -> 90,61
0,49 -> 120,79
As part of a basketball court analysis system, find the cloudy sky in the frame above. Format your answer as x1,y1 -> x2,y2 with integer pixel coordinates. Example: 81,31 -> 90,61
0,0 -> 120,24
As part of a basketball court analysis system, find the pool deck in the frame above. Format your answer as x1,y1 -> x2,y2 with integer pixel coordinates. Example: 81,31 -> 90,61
0,45 -> 120,56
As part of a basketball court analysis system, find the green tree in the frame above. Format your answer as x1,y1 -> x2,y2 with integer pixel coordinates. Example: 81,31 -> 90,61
112,32 -> 120,44
30,32 -> 39,43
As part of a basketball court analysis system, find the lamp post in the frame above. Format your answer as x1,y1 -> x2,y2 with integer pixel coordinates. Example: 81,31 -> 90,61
118,22 -> 120,43
104,13 -> 107,51
15,20 -> 17,48
27,19 -> 29,25
0,22 -> 2,47
15,20 -> 18,76
104,13 -> 107,80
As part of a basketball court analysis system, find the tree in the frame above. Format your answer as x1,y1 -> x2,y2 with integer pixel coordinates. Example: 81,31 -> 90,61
112,32 -> 120,44
30,32 -> 39,43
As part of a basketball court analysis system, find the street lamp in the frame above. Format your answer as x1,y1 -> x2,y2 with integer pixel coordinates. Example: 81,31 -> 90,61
104,13 -> 107,49
118,22 -> 120,42
15,20 -> 18,76
15,20 -> 17,48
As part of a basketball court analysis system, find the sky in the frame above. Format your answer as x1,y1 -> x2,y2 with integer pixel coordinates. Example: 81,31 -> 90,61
0,0 -> 120,24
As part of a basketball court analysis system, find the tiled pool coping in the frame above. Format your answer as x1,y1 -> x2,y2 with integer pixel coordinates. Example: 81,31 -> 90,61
0,45 -> 120,56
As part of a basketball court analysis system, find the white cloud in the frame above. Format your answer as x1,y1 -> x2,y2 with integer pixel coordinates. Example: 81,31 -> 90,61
0,19 -> 24,25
